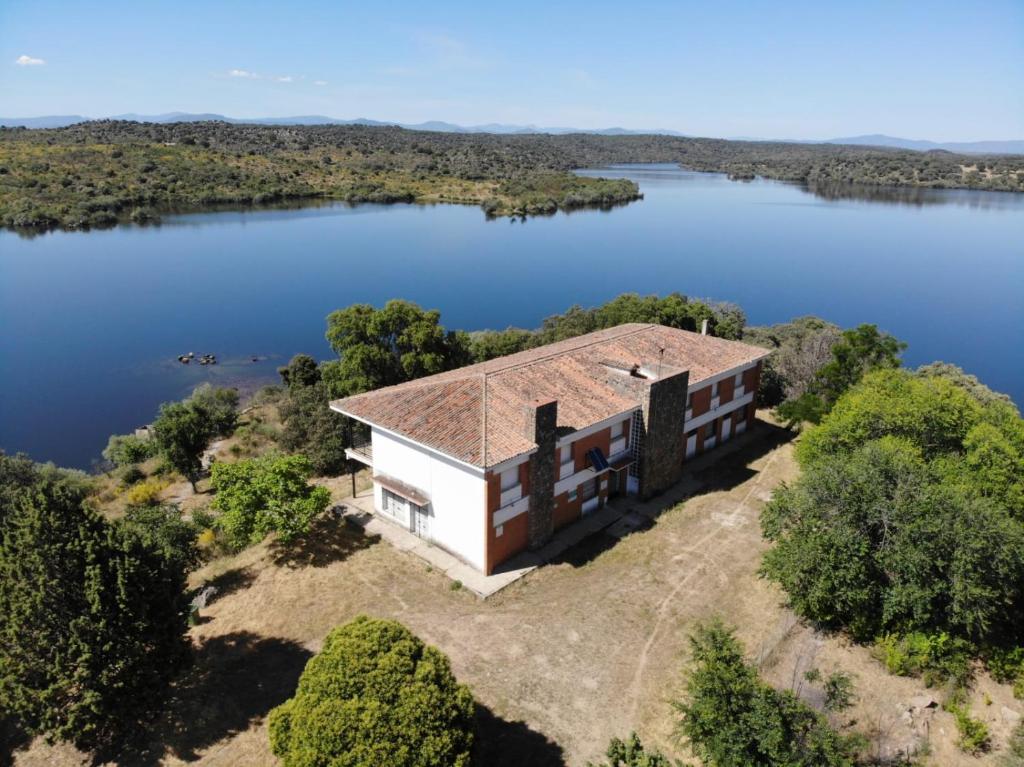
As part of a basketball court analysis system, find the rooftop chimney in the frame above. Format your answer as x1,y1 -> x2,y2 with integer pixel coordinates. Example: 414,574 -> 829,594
700,319 -> 709,336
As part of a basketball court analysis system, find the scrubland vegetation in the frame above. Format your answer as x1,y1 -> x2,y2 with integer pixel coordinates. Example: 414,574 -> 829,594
2,120 -> 1021,230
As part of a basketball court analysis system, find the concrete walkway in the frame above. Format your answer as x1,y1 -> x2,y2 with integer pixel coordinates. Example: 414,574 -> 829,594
339,426 -> 764,598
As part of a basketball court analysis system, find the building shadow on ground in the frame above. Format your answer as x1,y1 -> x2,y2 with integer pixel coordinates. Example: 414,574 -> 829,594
472,703 -> 566,767
114,631 -> 312,766
551,419 -> 796,570
269,513 -> 380,569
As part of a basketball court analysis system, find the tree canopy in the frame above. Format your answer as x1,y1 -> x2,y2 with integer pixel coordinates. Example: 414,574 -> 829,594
675,620 -> 858,767
268,616 -> 475,767
0,460 -> 191,751
762,368 -> 1024,648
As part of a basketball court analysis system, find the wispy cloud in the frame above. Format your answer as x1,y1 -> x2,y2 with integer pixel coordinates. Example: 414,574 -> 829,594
15,54 -> 45,66
314,80 -> 328,86
275,75 -> 293,83
229,68 -> 258,78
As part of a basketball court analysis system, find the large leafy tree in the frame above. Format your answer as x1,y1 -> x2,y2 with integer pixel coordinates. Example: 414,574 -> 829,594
0,465 -> 190,751
675,620 -> 857,767
279,380 -> 350,476
323,300 -> 472,397
763,368 -> 1024,647
210,452 -> 330,548
153,400 -> 213,491
269,616 -> 475,767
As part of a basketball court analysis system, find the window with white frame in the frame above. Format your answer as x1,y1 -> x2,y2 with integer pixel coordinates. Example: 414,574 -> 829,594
560,444 -> 573,468
704,420 -> 716,439
711,381 -> 719,398
500,465 -> 519,491
610,420 -> 623,439
381,488 -> 406,518
735,372 -> 744,387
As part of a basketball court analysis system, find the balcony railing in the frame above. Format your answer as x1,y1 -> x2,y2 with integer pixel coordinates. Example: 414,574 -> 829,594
345,439 -> 373,466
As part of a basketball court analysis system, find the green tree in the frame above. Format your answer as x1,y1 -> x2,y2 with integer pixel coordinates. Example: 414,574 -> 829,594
675,620 -> 857,767
102,432 -> 158,467
210,453 -> 330,548
153,400 -> 214,492
189,384 -> 240,438
323,300 -> 472,397
469,328 -> 537,362
588,733 -> 674,767
0,471 -> 190,751
279,381 -> 350,476
812,324 -> 905,408
118,503 -> 200,573
278,353 -> 322,390
268,616 -> 475,767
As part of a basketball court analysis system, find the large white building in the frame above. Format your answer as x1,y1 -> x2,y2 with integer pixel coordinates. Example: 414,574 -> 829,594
332,323 -> 769,574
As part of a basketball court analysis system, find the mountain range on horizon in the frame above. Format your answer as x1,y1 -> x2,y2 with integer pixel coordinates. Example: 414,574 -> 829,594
1,113 -> 1022,155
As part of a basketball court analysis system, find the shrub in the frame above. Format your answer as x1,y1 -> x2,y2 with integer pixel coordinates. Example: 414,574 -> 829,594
102,432 -> 157,466
188,384 -> 240,438
675,620 -> 858,767
587,733 -> 674,766
944,701 -> 990,754
118,503 -> 200,572
210,453 -> 330,548
823,671 -> 857,712
268,616 -> 475,767
119,464 -> 146,486
125,477 -> 168,506
874,632 -> 973,687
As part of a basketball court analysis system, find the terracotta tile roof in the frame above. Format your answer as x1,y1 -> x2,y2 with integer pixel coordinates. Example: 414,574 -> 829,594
331,324 -> 770,469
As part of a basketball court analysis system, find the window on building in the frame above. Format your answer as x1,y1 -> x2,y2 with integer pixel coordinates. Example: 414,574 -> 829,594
611,420 -> 624,439
579,477 -> 598,501
704,420 -> 716,439
568,488 -> 578,502
381,488 -> 406,518
711,381 -> 719,398
500,465 -> 519,491
735,372 -> 744,387
560,444 -> 573,467
686,392 -> 693,408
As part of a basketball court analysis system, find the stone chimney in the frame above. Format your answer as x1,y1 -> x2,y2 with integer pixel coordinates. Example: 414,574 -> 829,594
522,398 -> 557,549
700,318 -> 709,335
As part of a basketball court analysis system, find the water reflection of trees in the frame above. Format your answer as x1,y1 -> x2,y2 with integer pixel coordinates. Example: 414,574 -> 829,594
801,180 -> 1019,210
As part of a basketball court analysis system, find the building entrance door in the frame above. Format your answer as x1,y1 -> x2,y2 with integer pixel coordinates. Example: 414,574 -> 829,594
721,417 -> 732,443
412,505 -> 430,540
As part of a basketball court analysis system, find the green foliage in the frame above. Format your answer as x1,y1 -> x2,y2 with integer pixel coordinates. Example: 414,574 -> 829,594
277,353 -> 321,390
469,327 -> 538,362
268,616 -> 475,767
210,453 -> 330,548
278,379 -> 350,476
743,316 -> 842,407
118,503 -> 201,573
588,733 -> 675,767
812,324 -> 905,408
188,384 -> 240,438
822,671 -> 856,712
674,620 -> 858,767
944,700 -> 990,754
323,299 -> 472,397
152,400 -> 215,491
916,361 -> 1014,408
0,452 -> 92,515
119,464 -> 146,486
874,633 -> 973,687
0,466 -> 190,751
5,120 -> 1021,232
1000,721 -> 1024,766
102,432 -> 158,466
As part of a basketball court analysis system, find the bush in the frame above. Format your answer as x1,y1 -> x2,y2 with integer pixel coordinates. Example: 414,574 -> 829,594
874,633 -> 973,687
118,503 -> 200,572
125,477 -> 167,505
189,384 -> 240,438
675,620 -> 858,767
210,453 -> 330,548
119,464 -> 146,486
268,616 -> 475,767
587,733 -> 674,766
945,701 -> 990,754
102,432 -> 157,466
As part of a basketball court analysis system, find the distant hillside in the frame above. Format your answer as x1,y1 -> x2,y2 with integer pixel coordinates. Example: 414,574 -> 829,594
0,112 -> 684,136
825,134 -> 1024,155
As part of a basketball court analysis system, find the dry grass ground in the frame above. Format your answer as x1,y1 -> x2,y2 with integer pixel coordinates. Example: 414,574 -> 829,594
9,417 -> 1022,766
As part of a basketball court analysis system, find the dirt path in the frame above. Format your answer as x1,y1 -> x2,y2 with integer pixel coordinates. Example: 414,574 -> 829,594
11,422 -> 1020,766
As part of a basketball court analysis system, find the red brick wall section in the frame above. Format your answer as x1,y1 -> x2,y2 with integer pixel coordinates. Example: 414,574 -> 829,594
718,375 -> 735,405
690,386 -> 711,416
572,427 -> 611,472
553,492 -> 581,530
488,512 -> 528,573
519,458 -> 531,496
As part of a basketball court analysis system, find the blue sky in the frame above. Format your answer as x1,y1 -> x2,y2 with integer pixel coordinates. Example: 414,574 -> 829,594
1,0 -> 1022,140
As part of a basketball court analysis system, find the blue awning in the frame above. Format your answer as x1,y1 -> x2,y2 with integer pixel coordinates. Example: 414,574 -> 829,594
586,447 -> 610,472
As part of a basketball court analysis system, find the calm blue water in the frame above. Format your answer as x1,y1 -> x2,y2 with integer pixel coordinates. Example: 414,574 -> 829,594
2,165 -> 1022,469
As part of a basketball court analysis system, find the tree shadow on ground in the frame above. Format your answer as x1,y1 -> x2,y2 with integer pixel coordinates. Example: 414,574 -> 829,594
200,564 -> 259,600
0,716 -> 31,767
472,703 -> 566,767
688,419 -> 795,497
269,513 -> 380,569
115,631 -> 312,766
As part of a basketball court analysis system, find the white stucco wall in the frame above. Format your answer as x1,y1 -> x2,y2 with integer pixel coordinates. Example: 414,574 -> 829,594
370,427 -> 488,571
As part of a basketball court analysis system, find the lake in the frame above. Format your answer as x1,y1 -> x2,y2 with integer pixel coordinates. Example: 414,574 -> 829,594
2,164 -> 1022,469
